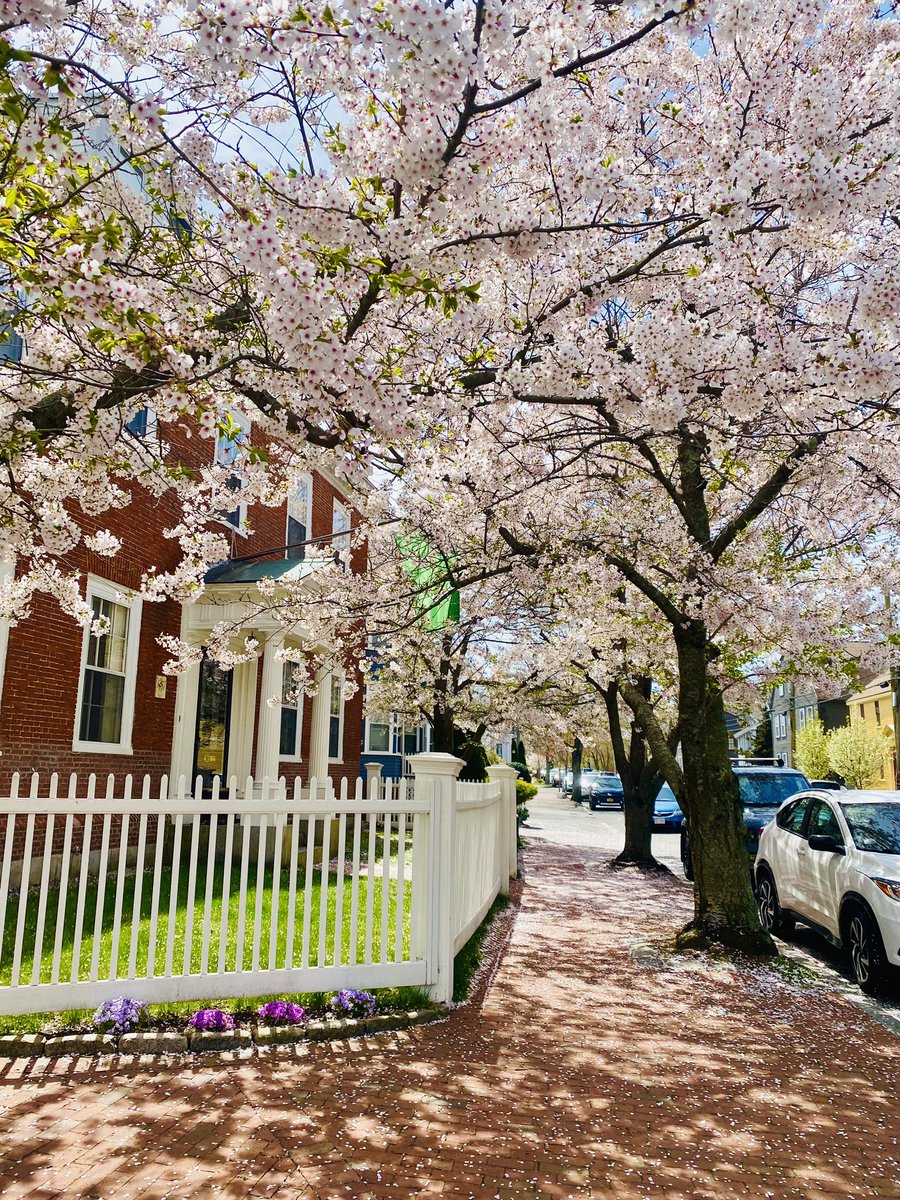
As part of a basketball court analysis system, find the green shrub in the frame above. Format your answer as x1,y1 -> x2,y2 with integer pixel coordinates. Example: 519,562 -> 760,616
516,780 -> 538,804
511,760 -> 532,782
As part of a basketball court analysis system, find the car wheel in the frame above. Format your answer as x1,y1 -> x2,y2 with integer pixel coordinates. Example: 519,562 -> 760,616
589,799 -> 598,811
755,866 -> 795,937
680,830 -> 694,881
843,904 -> 890,996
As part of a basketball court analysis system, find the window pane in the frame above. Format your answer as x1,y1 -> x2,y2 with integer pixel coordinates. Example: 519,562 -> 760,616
79,669 -> 124,744
87,596 -> 129,672
329,714 -> 341,759
809,801 -> 841,841
368,722 -> 390,752
280,706 -> 298,758
329,676 -> 342,717
286,516 -> 306,556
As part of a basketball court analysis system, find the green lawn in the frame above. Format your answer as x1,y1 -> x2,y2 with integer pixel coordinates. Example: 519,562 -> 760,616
1,854 -> 411,990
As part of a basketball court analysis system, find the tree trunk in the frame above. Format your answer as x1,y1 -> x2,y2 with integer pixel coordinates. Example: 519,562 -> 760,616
675,623 -> 773,954
571,736 -> 583,803
431,704 -> 455,754
604,681 -> 657,866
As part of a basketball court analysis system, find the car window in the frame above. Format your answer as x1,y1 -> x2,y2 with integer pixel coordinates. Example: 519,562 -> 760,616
807,800 -> 843,843
839,802 -> 900,854
777,797 -> 812,834
737,773 -> 809,808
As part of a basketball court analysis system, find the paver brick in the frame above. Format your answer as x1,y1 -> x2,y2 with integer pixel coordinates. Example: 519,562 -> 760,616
1,795 -> 898,1199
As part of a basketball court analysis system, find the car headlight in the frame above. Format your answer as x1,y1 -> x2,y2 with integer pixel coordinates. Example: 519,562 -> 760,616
871,878 -> 900,902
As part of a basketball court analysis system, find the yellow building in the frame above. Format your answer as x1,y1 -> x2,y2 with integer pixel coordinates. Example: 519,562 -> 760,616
846,675 -> 897,789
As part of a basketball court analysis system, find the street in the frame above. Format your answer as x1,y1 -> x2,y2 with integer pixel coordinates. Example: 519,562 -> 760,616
526,786 -> 900,1034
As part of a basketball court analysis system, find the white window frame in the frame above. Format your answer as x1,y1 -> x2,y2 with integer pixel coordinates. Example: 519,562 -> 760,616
125,402 -> 159,445
72,576 -> 142,755
286,473 -> 313,559
332,499 -> 350,569
0,557 -> 14,717
328,671 -> 345,763
365,714 -> 395,755
215,411 -> 251,536
278,661 -> 305,763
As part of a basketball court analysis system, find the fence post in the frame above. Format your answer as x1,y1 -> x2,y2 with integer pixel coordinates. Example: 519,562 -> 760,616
409,752 -> 464,1006
488,764 -> 519,893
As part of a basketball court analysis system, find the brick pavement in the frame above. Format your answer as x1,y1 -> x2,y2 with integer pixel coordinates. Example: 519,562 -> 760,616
0,832 -> 897,1200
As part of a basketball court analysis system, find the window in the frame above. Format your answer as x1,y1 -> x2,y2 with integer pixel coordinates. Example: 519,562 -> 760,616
777,684 -> 785,697
215,411 -> 251,531
858,702 -> 866,722
777,797 -> 811,835
366,717 -> 392,753
874,700 -> 881,726
332,500 -> 350,567
279,662 -> 304,760
125,405 -> 158,441
286,475 -> 312,558
328,674 -> 344,760
807,800 -> 843,844
74,579 -> 142,754
775,713 -> 787,740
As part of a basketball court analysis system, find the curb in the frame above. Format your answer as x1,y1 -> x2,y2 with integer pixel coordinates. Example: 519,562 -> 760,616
0,1007 -> 447,1061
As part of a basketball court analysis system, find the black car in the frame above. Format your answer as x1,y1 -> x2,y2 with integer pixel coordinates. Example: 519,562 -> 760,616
680,767 -> 809,879
586,773 -> 624,811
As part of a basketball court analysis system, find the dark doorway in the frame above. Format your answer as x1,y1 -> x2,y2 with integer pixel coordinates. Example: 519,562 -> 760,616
193,659 -> 233,795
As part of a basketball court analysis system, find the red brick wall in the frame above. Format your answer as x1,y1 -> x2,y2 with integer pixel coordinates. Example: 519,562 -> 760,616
0,416 -> 366,793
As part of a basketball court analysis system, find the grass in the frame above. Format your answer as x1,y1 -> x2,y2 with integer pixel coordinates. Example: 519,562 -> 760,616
0,849 -> 412,1034
452,893 -> 510,1003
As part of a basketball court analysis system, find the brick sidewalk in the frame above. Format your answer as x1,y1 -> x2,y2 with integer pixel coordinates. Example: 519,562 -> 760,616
0,840 -> 897,1200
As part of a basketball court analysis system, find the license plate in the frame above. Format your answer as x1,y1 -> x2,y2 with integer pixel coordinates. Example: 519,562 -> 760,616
653,817 -> 665,825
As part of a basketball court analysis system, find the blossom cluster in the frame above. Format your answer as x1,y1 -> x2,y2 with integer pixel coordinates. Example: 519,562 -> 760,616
188,1008 -> 234,1032
257,1000 -> 307,1025
328,989 -> 377,1020
92,997 -> 148,1034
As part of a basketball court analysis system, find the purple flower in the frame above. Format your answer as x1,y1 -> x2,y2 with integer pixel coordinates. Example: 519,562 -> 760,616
328,989 -> 376,1020
93,997 -> 147,1034
188,1008 -> 234,1032
257,1000 -> 307,1026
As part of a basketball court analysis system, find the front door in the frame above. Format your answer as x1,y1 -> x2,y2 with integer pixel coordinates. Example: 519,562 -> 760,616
193,659 -> 233,795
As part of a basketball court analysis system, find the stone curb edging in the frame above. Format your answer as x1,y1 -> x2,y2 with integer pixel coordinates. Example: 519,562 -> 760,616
0,1008 -> 447,1060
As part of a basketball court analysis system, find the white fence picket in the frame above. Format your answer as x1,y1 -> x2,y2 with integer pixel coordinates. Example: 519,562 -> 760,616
0,760 -> 512,1016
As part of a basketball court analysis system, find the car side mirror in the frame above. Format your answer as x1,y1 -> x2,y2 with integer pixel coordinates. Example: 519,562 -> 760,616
808,834 -> 845,855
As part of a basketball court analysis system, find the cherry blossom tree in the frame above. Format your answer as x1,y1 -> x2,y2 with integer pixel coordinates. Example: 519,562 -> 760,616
1,1 -> 899,953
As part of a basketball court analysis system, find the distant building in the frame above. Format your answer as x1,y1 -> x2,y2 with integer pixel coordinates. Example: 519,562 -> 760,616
846,675 -> 897,789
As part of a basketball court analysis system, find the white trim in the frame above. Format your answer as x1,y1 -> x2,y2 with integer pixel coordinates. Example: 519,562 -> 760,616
278,660 -> 305,763
72,575 -> 142,755
0,558 -> 14,717
332,499 -> 350,569
286,473 -> 313,558
215,410 -> 251,536
328,671 -> 345,763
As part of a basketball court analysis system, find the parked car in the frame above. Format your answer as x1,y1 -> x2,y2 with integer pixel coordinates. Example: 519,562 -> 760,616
680,766 -> 809,879
586,773 -> 624,811
755,790 -> 900,996
653,784 -> 684,831
808,780 -> 844,792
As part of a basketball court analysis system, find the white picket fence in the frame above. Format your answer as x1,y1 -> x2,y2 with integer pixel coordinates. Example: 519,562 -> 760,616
0,755 -> 518,1016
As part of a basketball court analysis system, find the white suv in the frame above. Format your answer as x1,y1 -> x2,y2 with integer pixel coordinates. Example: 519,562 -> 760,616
755,790 -> 900,995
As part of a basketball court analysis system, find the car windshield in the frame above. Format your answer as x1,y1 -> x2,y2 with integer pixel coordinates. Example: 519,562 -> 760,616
736,772 -> 808,808
839,802 -> 900,854
592,775 -> 622,789
656,785 -> 677,804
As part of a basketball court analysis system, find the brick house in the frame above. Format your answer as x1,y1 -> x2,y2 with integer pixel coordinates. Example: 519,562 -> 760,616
0,406 -> 366,795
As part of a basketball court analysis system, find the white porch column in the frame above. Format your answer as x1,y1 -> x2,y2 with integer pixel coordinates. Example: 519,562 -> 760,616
488,763 -> 519,894
409,752 -> 465,1005
227,657 -> 258,786
255,633 -> 285,786
307,665 -> 333,789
